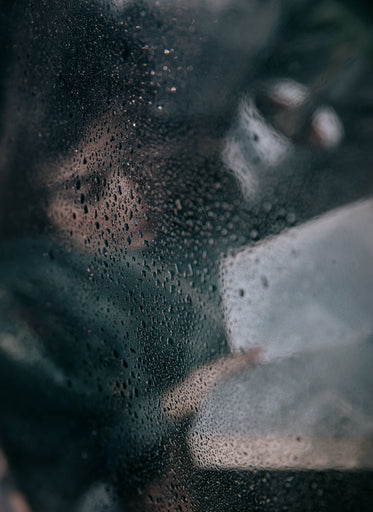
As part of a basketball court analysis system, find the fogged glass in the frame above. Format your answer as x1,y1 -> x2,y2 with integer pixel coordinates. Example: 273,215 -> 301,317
0,1 -> 372,511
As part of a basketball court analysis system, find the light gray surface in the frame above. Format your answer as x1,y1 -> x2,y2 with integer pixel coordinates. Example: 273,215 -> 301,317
221,200 -> 373,361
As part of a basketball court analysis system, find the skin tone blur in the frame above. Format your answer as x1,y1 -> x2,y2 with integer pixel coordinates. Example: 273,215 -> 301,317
40,117 -> 154,252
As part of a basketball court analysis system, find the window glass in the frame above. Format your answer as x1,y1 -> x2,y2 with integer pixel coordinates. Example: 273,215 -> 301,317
0,1 -> 372,510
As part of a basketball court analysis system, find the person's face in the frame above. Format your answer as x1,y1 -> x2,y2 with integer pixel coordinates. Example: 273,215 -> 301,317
41,120 -> 153,251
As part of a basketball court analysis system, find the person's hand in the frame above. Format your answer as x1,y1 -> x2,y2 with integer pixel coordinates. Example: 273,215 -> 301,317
162,348 -> 261,421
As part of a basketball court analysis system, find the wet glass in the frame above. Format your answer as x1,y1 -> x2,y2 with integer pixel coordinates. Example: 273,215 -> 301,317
0,1 -> 372,511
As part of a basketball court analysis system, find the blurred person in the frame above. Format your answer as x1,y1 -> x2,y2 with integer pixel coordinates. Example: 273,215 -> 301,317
0,1 -> 372,511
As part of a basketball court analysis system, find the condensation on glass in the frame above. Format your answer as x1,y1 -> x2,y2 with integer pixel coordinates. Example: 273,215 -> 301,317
0,1 -> 372,511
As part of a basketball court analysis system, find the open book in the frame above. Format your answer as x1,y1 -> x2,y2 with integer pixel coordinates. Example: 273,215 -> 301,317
189,200 -> 373,470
